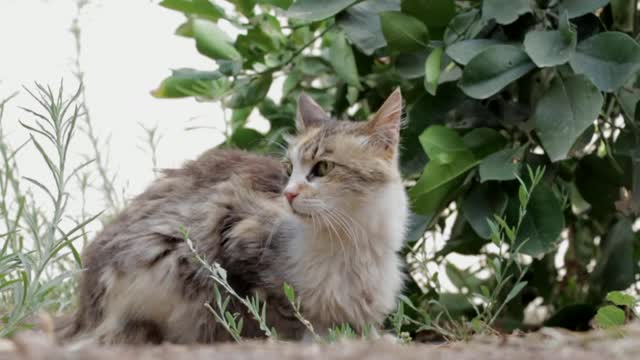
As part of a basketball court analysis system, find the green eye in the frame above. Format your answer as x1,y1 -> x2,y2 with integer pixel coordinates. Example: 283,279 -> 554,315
310,160 -> 334,178
283,160 -> 293,176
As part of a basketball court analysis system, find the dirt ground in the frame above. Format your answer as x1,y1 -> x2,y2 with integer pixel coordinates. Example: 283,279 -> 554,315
1,322 -> 639,360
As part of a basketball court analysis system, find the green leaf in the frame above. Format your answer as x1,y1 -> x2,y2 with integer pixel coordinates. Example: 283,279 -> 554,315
235,15 -> 283,61
437,293 -> 475,316
401,0 -> 455,28
424,48 -> 443,95
524,12 -> 577,67
444,9 -> 489,45
410,126 -> 477,216
231,107 -> 253,130
193,19 -> 242,61
445,262 -> 485,292
151,69 -> 228,98
576,155 -> 633,220
482,0 -> 531,25
439,216 -> 489,256
406,212 -> 430,242
505,281 -> 528,303
282,70 -> 303,96
218,60 -> 242,76
460,45 -> 536,99
175,21 -> 194,37
419,125 -> 469,163
558,0 -> 609,19
611,0 -> 635,32
337,0 -> 401,56
260,0 -> 293,9
533,75 -> 603,162
227,74 -> 272,108
479,146 -> 525,182
401,84 -> 467,176
617,78 -> 640,122
233,0 -> 256,16
298,56 -> 332,76
570,32 -> 640,92
446,39 -> 502,65
462,183 -> 508,239
594,305 -> 626,328
329,31 -> 361,89
160,0 -> 225,21
380,11 -> 429,53
591,218 -> 636,294
286,0 -> 358,22
462,128 -> 507,159
396,51 -> 430,79
410,176 -> 462,216
633,148 -> 640,212
283,282 -> 295,303
512,183 -> 564,257
606,291 -> 637,307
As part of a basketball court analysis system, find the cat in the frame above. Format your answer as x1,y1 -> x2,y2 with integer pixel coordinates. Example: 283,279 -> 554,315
56,89 -> 408,344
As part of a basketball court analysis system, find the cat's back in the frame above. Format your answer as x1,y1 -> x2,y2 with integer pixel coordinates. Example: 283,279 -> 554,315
88,148 -> 287,246
161,148 -> 287,195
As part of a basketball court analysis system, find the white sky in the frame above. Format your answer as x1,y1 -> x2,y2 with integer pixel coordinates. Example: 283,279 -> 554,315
0,0 -> 235,216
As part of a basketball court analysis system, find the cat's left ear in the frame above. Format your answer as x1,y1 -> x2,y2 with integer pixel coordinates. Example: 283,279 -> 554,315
296,94 -> 331,131
367,88 -> 403,158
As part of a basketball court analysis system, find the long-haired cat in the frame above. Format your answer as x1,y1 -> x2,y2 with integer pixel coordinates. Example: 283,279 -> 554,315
57,89 -> 408,344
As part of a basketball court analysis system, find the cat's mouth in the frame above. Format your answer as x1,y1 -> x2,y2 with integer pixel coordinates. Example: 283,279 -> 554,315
287,201 -> 315,219
290,206 -> 312,219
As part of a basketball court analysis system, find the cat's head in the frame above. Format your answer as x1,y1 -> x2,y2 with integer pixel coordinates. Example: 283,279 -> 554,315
282,89 -> 403,218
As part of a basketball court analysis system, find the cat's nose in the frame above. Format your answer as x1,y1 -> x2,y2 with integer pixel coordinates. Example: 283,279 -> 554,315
284,191 -> 299,204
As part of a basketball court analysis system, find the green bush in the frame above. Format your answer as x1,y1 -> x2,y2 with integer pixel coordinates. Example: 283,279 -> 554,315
154,0 -> 640,336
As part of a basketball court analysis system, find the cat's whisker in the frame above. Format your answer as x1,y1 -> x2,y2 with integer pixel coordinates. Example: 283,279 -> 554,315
324,212 -> 351,264
317,206 -> 356,258
310,213 -> 324,249
305,200 -> 347,258
317,212 -> 343,258
329,210 -> 361,256
332,206 -> 368,246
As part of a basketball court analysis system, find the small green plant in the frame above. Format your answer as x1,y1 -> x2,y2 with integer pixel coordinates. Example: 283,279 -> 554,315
182,226 -> 277,341
389,297 -> 415,343
594,291 -> 638,329
283,282 -> 321,342
326,323 -> 358,342
0,84 -> 100,336
394,167 -> 546,341
470,166 -> 546,332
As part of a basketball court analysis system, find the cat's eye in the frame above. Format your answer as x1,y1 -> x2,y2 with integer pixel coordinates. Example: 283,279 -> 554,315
282,160 -> 293,176
309,160 -> 334,178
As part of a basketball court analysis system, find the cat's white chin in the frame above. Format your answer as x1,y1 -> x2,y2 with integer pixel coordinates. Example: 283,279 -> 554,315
290,207 -> 313,219
287,199 -> 320,217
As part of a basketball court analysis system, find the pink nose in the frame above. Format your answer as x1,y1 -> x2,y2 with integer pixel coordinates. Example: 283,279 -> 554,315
284,191 -> 298,204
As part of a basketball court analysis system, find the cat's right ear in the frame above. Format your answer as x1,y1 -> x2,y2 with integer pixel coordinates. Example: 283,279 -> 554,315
296,94 -> 330,131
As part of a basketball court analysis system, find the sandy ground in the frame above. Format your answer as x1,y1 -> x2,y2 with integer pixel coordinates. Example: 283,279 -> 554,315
1,322 -> 639,360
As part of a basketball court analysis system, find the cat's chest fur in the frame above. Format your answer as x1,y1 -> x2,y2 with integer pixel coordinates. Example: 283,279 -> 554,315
282,182 -> 407,331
